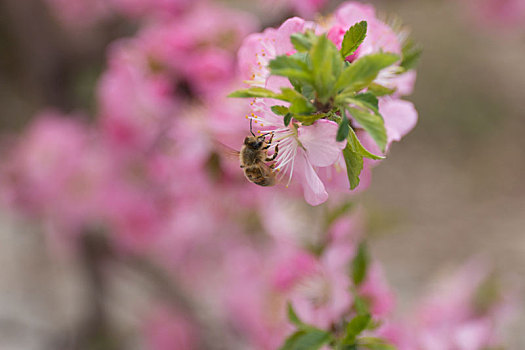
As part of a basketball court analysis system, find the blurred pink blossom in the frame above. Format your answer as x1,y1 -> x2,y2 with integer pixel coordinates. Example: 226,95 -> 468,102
144,307 -> 199,350
382,260 -> 518,350
2,112 -> 105,232
358,263 -> 396,318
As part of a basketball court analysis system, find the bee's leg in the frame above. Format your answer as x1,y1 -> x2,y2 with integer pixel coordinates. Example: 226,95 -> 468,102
265,143 -> 279,161
240,165 -> 245,168
262,133 -> 275,150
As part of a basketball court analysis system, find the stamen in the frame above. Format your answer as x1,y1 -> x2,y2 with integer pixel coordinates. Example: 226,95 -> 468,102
286,147 -> 298,187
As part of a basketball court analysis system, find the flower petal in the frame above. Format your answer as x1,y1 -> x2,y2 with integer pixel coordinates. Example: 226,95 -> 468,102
298,119 -> 346,167
295,149 -> 328,206
273,17 -> 306,54
380,98 -> 418,146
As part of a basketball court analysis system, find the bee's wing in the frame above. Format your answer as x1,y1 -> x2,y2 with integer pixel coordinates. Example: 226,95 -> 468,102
214,140 -> 240,160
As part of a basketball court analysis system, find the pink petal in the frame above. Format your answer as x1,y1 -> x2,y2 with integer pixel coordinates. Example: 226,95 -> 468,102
392,70 -> 417,97
237,33 -> 263,81
295,149 -> 328,206
273,17 -> 306,54
298,119 -> 346,167
359,20 -> 401,56
380,98 -> 418,146
335,2 -> 377,26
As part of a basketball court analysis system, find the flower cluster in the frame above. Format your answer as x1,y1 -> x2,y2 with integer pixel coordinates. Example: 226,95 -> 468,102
232,2 -> 419,205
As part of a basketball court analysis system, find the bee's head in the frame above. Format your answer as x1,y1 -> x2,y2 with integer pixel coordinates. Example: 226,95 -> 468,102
244,135 -> 265,149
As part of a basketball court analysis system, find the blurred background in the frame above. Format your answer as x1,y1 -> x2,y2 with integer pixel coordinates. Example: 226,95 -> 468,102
0,0 -> 524,348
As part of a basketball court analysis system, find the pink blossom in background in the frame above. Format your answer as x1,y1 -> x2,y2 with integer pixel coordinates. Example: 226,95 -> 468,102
97,2 -> 257,153
358,263 -> 396,318
381,260 -> 518,350
221,244 -> 289,350
284,252 -> 353,329
144,307 -> 199,350
2,112 -> 106,231
97,41 -> 177,152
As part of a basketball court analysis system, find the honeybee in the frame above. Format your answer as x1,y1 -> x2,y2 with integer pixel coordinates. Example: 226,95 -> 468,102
240,130 -> 279,186
217,121 -> 279,186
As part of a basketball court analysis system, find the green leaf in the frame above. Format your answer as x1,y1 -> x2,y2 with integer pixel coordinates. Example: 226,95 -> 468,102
342,144 -> 364,190
269,55 -> 313,83
280,88 -> 316,115
272,105 -> 290,116
358,337 -> 396,350
347,107 -> 387,152
295,115 -> 325,126
287,302 -> 303,327
279,329 -> 332,350
337,92 -> 379,116
290,32 -> 315,52
400,38 -> 422,71
368,83 -> 396,97
284,113 -> 293,126
290,99 -> 316,115
339,345 -> 358,350
290,78 -> 315,100
352,93 -> 378,111
352,242 -> 369,286
334,53 -> 399,93
310,35 -> 344,103
228,87 -> 280,99
353,294 -> 370,315
347,127 -> 384,160
341,21 -> 367,58
337,111 -> 350,142
342,314 -> 371,345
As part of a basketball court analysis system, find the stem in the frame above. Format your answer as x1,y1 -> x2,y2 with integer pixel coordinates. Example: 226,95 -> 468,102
76,233 -> 120,350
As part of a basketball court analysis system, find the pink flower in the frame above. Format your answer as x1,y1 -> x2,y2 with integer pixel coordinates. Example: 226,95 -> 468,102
237,7 -> 418,203
97,39 -> 177,152
3,112 -> 106,231
326,2 -> 418,96
358,263 -> 396,318
250,103 -> 346,205
328,2 -> 401,56
239,17 -> 312,87
316,98 -> 417,194
284,244 -> 354,328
